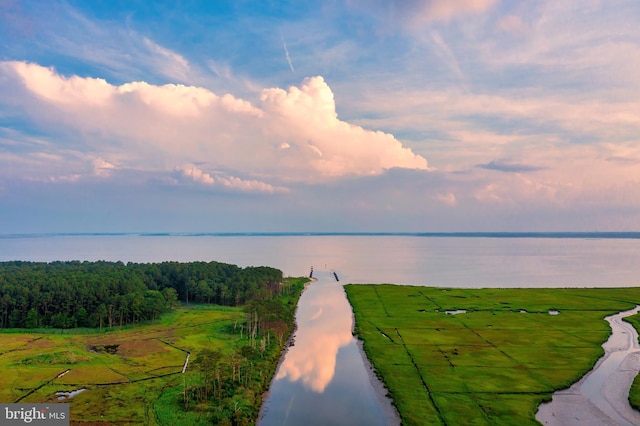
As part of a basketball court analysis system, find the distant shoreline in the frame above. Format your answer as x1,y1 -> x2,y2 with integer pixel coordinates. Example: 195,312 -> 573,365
3,231 -> 640,239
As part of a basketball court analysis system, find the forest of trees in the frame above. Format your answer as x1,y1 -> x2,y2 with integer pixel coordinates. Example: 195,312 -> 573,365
0,260 -> 284,329
182,283 -> 306,424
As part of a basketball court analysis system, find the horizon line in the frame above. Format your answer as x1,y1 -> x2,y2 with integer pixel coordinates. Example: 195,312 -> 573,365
2,231 -> 640,239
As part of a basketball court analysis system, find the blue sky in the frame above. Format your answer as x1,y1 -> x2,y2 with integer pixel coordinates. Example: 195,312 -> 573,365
1,0 -> 639,232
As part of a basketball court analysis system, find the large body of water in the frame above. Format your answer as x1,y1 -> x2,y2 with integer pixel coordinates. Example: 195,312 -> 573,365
2,233 -> 640,424
2,233 -> 640,287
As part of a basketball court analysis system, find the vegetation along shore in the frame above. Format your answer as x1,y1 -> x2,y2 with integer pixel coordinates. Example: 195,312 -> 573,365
345,284 -> 640,425
5,259 -> 640,425
0,261 -> 307,425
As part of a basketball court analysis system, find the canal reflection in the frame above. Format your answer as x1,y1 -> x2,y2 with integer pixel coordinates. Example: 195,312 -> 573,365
274,274 -> 353,392
259,270 -> 395,425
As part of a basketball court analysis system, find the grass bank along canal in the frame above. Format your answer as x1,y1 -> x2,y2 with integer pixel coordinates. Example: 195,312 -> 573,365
344,285 -> 640,425
537,306 -> 640,426
259,269 -> 399,425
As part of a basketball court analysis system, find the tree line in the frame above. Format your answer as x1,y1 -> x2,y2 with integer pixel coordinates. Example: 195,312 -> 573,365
0,260 -> 284,329
183,279 -> 306,425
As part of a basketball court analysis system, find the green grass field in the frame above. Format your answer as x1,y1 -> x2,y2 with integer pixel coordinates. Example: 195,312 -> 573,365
624,313 -> 640,411
0,277 -> 307,425
345,285 -> 640,425
0,305 -> 243,424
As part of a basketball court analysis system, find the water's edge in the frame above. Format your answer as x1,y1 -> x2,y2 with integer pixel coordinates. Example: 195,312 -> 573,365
256,278 -> 314,424
354,338 -> 401,425
347,283 -> 401,426
536,306 -> 640,425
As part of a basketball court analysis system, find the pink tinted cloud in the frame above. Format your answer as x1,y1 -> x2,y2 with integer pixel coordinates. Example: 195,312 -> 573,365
0,61 -> 428,186
348,0 -> 499,29
176,164 -> 288,194
419,0 -> 499,24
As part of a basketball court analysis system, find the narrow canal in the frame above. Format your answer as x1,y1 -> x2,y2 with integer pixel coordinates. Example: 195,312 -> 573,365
259,269 -> 399,425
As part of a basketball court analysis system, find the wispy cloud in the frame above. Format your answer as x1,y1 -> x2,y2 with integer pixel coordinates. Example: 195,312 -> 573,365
175,164 -> 289,194
428,30 -> 466,88
434,192 -> 457,206
280,31 -> 296,73
142,37 -> 191,82
478,160 -> 545,173
0,2 -> 205,85
347,0 -> 499,30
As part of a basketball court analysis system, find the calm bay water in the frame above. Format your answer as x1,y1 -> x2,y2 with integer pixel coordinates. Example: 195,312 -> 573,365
2,234 -> 640,424
1,234 -> 640,287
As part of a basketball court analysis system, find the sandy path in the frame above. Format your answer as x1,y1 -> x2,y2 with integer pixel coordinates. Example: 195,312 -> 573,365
536,306 -> 640,426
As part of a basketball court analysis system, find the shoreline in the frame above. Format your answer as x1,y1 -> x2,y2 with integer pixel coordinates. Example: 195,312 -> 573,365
355,337 -> 402,425
347,285 -> 401,426
536,306 -> 640,425
256,277 -> 315,424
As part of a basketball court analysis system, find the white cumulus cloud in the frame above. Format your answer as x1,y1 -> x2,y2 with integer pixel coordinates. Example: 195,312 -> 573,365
179,164 -> 215,185
0,61 -> 428,188
175,164 -> 288,194
261,76 -> 428,178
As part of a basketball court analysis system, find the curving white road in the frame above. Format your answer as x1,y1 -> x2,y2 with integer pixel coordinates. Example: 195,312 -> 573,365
536,306 -> 640,426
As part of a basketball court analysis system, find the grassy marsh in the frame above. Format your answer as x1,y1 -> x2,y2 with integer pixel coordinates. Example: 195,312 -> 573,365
1,305 -> 241,423
624,313 -> 640,411
345,285 -> 640,425
0,277 -> 307,425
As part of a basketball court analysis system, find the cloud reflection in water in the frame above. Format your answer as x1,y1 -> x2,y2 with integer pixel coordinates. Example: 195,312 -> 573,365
274,278 -> 354,392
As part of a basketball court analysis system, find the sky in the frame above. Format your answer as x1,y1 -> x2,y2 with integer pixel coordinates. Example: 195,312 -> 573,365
1,0 -> 639,233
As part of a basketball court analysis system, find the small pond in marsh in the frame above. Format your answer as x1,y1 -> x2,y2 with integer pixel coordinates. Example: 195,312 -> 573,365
56,388 -> 87,400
